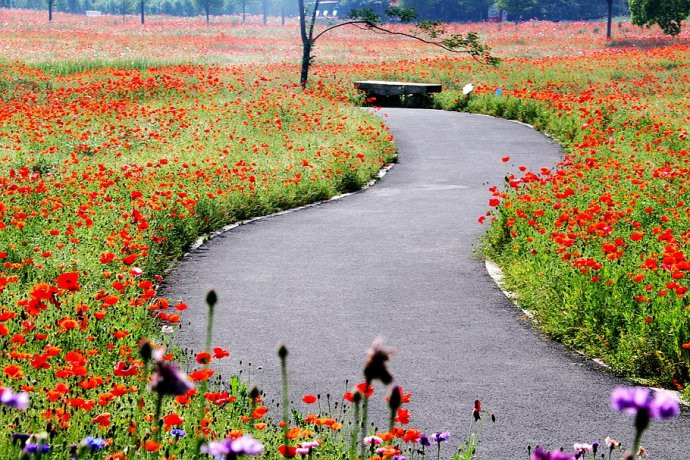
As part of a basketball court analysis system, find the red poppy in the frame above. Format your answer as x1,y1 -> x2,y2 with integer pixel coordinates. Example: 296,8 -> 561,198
394,408 -> 410,424
354,382 -> 374,398
278,445 -> 297,458
57,272 -> 80,291
213,347 -> 230,359
302,394 -> 317,404
162,413 -> 183,431
195,351 -> 211,365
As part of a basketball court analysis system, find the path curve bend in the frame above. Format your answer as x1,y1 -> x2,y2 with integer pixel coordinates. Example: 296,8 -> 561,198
163,108 -> 689,457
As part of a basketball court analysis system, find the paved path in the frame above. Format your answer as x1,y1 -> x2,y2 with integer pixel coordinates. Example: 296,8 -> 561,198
163,109 -> 689,458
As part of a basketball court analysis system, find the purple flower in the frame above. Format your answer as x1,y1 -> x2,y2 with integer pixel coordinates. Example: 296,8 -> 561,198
230,435 -> 264,456
649,390 -> 682,419
429,431 -> 451,443
0,388 -> 29,410
419,434 -> 430,446
149,362 -> 194,396
171,428 -> 186,438
393,456 -> 407,460
201,440 -> 231,457
24,443 -> 50,454
202,435 -> 263,458
81,436 -> 106,452
531,446 -> 576,460
610,386 -> 680,420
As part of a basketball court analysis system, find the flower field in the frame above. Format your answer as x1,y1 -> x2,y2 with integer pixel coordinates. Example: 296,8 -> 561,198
0,7 -> 688,458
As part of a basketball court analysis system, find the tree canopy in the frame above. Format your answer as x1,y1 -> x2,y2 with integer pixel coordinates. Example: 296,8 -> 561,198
9,0 -> 631,24
629,0 -> 690,35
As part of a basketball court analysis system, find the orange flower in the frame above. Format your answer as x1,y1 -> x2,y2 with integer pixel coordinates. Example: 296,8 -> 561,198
251,406 -> 267,419
4,364 -> 23,380
188,369 -> 214,381
144,440 -> 161,452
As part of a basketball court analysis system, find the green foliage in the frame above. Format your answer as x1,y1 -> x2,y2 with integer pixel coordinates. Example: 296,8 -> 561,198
495,0 -> 540,20
347,6 -> 381,24
629,0 -> 690,35
384,5 -> 416,22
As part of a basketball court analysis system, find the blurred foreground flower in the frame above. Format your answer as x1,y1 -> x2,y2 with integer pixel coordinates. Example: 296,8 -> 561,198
149,361 -> 194,396
610,386 -> 680,420
610,386 -> 680,458
0,387 -> 29,410
201,434 -> 263,457
531,445 -> 575,460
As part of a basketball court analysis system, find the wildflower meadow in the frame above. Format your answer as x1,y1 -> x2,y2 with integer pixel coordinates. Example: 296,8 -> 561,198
0,7 -> 687,459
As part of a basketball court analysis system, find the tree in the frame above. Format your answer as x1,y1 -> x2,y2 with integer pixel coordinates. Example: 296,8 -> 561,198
606,0 -> 613,38
494,0 -> 539,21
140,0 -> 145,23
195,0 -> 223,23
297,4 -> 498,87
629,0 -> 690,36
47,0 -> 54,20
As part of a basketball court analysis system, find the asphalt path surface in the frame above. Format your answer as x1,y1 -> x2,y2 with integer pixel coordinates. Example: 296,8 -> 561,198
163,108 -> 690,458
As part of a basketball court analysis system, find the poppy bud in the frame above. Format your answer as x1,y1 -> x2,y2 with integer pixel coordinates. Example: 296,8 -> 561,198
388,385 -> 402,413
140,341 -> 152,364
206,289 -> 217,310
363,337 -> 393,385
277,344 -> 288,360
249,386 -> 261,403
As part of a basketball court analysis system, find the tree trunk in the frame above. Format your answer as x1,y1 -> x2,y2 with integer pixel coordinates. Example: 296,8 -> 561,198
300,42 -> 311,88
48,0 -> 53,21
606,0 -> 613,39
263,0 -> 268,24
140,0 -> 144,24
242,0 -> 245,23
281,0 -> 285,25
298,0 -> 309,87
206,3 -> 210,24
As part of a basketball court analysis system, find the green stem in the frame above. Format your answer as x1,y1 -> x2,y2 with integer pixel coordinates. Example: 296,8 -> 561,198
280,348 -> 289,448
153,393 -> 163,447
359,383 -> 370,459
349,398 -> 360,458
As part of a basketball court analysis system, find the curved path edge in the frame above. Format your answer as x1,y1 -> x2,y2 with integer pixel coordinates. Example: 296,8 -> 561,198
163,108 -> 689,458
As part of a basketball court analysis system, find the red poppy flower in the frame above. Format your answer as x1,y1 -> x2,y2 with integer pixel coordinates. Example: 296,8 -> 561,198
278,445 -> 297,458
57,272 -> 80,291
213,347 -> 230,359
354,382 -> 374,398
302,394 -> 317,404
195,351 -> 211,365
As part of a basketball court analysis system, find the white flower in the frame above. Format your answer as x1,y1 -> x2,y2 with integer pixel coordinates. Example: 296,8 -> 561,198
462,83 -> 474,95
129,267 -> 143,277
161,325 -> 174,334
363,435 -> 383,446
573,443 -> 592,453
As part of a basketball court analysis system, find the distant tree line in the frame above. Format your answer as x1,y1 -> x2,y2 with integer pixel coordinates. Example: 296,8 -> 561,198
2,0 -> 302,19
1,0 -> 633,22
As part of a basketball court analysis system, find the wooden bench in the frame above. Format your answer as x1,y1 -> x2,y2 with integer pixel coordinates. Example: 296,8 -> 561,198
353,80 -> 442,106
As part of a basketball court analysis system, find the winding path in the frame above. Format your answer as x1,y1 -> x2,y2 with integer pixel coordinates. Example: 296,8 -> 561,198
163,109 -> 689,458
